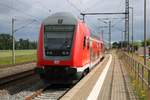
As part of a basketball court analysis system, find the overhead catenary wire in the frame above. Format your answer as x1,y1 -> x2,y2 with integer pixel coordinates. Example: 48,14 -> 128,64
66,0 -> 125,38
111,18 -> 125,27
66,0 -> 82,13
83,0 -> 102,12
15,0 -> 51,13
87,19 -> 101,37
83,0 -> 125,12
97,17 -> 124,30
33,0 -> 52,15
15,28 -> 39,40
14,18 -> 41,24
14,20 -> 38,32
15,0 -> 51,15
0,2 -> 41,22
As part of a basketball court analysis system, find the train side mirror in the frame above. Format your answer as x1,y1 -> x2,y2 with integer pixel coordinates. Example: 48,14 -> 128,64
87,38 -> 90,49
83,36 -> 86,48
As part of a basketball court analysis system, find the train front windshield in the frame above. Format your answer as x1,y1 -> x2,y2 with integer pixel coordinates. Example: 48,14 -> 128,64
44,25 -> 75,56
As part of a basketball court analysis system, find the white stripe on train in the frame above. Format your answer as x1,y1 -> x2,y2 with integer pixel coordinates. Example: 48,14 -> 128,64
76,57 -> 101,72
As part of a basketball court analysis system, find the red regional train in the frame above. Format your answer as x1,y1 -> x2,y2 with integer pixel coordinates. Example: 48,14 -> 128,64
36,12 -> 104,83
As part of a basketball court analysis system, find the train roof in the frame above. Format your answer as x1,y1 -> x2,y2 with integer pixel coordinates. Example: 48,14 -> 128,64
43,12 -> 78,25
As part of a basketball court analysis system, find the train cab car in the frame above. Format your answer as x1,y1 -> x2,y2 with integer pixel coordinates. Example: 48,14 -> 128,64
36,12 -> 103,83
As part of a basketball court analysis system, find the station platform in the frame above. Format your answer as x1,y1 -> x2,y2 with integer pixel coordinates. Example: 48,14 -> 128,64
61,51 -> 138,100
97,52 -> 137,100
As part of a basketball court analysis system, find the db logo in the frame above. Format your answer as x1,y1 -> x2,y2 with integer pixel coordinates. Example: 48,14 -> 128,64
54,60 -> 60,64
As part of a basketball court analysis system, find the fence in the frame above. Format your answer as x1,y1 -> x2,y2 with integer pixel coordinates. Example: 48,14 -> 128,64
120,51 -> 150,99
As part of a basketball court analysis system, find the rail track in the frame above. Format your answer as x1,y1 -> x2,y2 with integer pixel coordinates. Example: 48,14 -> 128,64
0,68 -> 44,100
24,58 -> 104,100
0,64 -> 78,100
0,62 -> 78,100
25,84 -> 72,100
0,69 -> 35,88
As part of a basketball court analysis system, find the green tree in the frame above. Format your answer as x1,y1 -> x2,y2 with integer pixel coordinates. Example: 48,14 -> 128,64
0,33 -> 37,50
112,42 -> 119,48
141,39 -> 150,46
0,34 -> 12,50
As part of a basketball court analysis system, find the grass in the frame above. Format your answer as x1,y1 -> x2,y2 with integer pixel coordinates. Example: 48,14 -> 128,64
128,52 -> 150,67
130,74 -> 147,100
0,50 -> 36,66
0,50 -> 36,57
128,52 -> 150,81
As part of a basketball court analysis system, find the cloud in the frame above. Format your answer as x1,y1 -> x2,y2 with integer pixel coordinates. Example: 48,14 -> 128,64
0,0 -> 149,41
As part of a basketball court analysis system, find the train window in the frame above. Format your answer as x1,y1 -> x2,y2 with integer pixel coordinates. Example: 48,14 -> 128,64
83,36 -> 86,48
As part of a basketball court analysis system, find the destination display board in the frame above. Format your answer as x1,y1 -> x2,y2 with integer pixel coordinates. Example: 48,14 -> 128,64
44,25 -> 74,32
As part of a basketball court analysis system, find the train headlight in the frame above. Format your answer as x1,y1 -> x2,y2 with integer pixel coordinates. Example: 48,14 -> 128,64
62,51 -> 70,56
66,51 -> 69,55
49,51 -> 53,55
62,51 -> 66,55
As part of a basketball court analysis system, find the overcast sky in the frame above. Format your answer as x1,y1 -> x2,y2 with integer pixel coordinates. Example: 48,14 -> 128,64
0,0 -> 149,42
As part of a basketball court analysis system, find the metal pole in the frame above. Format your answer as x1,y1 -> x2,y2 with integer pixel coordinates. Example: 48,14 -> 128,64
123,31 -> 125,48
144,0 -> 147,65
127,0 -> 129,53
101,30 -> 104,42
12,18 -> 15,64
81,12 -> 126,15
131,8 -> 133,57
109,21 -> 111,49
82,14 -> 85,22
125,0 -> 129,52
129,7 -> 134,57
121,32 -> 124,49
